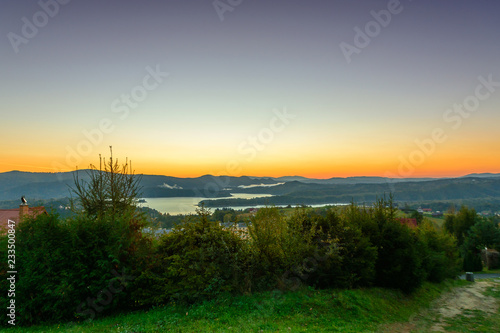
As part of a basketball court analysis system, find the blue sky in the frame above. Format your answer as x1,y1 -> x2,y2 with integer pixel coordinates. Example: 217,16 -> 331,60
1,0 -> 500,178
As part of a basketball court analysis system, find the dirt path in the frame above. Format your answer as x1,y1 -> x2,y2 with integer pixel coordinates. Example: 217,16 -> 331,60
428,279 -> 498,332
381,279 -> 500,332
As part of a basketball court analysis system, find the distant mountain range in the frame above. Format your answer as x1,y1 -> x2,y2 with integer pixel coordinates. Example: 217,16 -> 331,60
0,170 -> 276,201
1,170 -> 500,206
272,175 -> 438,184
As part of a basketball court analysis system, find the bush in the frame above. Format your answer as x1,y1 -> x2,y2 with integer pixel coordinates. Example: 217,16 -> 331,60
309,209 -> 377,289
4,214 -> 75,325
246,207 -> 309,290
0,212 -> 146,326
247,207 -> 288,287
132,207 -> 247,305
374,219 -> 425,293
344,199 -> 426,293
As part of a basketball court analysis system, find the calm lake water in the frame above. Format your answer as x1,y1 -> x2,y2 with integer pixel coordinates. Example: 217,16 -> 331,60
141,194 -> 349,215
140,193 -> 273,215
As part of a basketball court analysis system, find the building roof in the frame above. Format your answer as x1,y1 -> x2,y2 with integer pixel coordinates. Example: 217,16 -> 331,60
0,206 -> 46,233
397,217 -> 418,229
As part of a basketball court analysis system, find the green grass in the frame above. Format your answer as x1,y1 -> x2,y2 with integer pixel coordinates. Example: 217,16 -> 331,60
2,281 -> 467,333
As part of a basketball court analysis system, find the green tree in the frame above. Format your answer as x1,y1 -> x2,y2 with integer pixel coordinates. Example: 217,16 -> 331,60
223,212 -> 234,222
248,207 -> 289,288
2,150 -> 152,326
71,146 -> 141,219
247,207 -> 318,290
467,219 -> 500,250
461,219 -> 500,271
70,148 -> 150,281
417,221 -> 461,282
444,206 -> 480,246
375,219 -> 425,293
311,208 -> 377,289
349,198 -> 426,293
410,210 -> 424,224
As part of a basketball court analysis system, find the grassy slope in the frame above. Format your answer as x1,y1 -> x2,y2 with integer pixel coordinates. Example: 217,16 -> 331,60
4,280 -> 468,333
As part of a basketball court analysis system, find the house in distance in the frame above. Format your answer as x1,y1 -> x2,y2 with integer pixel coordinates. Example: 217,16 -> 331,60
0,197 -> 47,234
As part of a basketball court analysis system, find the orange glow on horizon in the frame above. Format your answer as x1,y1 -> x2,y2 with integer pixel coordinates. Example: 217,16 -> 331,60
1,145 -> 499,179
1,163 -> 498,179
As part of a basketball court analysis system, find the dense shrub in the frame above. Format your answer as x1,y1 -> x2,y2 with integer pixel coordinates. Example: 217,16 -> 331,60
5,214 -> 75,325
0,209 -> 150,326
132,208 -> 247,305
309,209 -> 377,289
247,207 -> 317,290
374,219 -> 425,293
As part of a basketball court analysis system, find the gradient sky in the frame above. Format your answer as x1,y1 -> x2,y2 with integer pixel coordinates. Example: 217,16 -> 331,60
1,0 -> 500,178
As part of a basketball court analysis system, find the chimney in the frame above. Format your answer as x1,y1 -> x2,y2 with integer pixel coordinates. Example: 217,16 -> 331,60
19,203 -> 29,222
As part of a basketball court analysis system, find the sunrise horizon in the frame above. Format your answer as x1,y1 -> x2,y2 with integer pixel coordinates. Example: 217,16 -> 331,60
2,0 -> 499,189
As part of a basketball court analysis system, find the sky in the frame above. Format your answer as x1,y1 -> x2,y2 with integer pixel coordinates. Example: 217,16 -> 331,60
1,0 -> 500,179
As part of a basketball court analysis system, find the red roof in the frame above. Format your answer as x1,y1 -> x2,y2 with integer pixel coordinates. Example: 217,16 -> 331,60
0,206 -> 46,233
397,217 -> 418,229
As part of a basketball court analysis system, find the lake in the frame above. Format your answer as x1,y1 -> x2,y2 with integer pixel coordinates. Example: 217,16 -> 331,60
140,193 -> 273,215
140,194 -> 349,215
